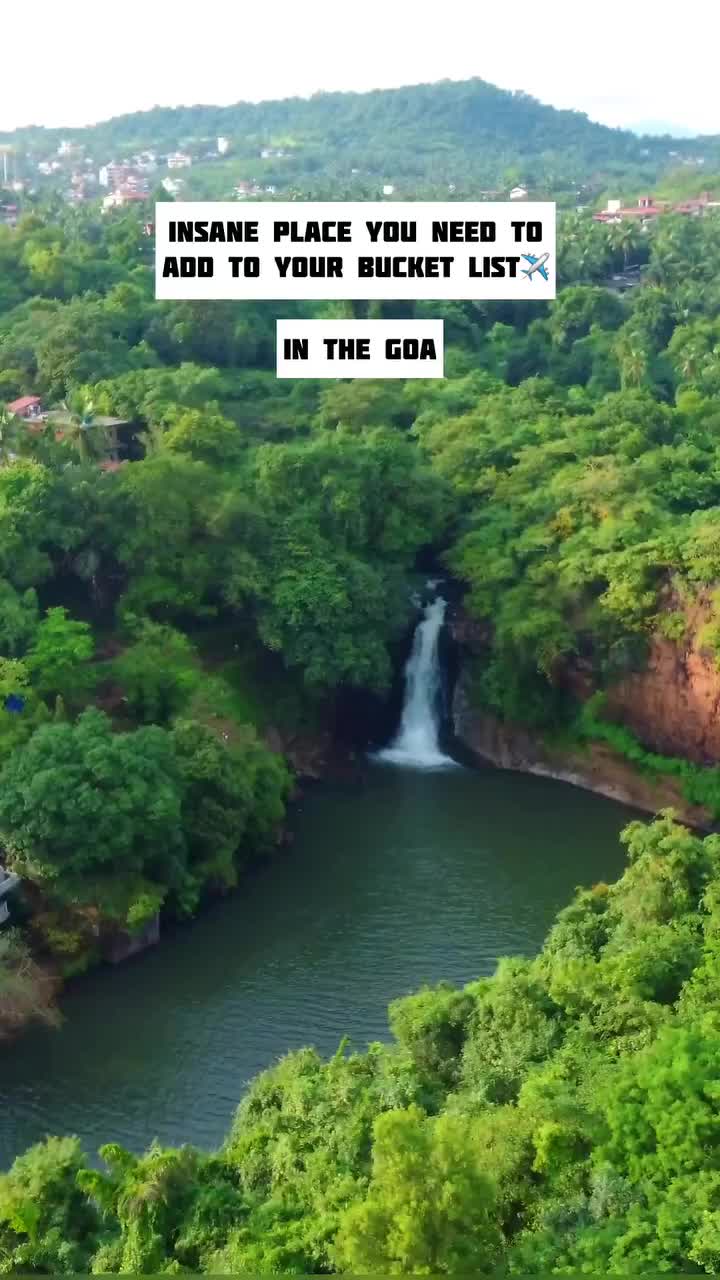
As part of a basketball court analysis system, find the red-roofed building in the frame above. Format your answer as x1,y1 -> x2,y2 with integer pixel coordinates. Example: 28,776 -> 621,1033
7,395 -> 43,419
102,185 -> 148,211
593,192 -> 718,224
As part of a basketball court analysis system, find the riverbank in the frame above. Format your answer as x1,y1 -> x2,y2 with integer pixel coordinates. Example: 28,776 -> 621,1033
452,675 -> 714,830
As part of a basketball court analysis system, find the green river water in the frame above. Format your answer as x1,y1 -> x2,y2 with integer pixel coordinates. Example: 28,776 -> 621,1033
0,758 -> 634,1169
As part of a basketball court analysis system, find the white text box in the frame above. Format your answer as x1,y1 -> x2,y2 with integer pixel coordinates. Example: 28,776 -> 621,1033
276,319 -> 444,379
155,201 -> 556,301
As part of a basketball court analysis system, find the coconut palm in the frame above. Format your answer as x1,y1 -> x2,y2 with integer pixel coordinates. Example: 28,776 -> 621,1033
608,220 -> 642,269
57,401 -> 110,464
615,329 -> 649,389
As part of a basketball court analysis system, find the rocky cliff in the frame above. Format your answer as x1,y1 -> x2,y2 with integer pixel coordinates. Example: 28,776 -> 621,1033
604,593 -> 720,765
453,685 -> 711,827
450,598 -> 720,829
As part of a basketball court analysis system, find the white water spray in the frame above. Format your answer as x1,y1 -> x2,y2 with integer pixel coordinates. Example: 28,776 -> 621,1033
377,595 -> 456,769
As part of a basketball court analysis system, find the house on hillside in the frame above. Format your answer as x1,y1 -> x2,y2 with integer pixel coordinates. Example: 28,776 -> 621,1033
593,192 -> 719,225
593,196 -> 664,225
100,163 -> 133,189
510,186 -> 529,200
102,185 -> 148,211
167,152 -> 192,169
7,395 -> 43,420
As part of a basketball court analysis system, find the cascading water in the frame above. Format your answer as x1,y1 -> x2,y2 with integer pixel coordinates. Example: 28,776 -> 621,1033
376,594 -> 457,769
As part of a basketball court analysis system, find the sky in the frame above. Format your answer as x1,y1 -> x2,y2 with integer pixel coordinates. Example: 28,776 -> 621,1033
1,0 -> 716,136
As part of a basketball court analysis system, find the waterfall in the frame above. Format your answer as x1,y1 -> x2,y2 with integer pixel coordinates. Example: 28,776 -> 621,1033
376,595 -> 456,769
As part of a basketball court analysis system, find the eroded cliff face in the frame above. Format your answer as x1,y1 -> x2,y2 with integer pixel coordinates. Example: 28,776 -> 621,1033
453,683 -> 711,828
604,594 -> 720,765
450,597 -> 720,829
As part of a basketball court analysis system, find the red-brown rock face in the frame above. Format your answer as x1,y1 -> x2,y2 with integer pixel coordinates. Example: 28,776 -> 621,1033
605,595 -> 720,765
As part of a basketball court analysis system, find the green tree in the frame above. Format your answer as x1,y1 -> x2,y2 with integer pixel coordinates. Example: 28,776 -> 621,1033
25,606 -> 95,700
171,718 -> 288,902
335,1105 -> 502,1274
112,619 -> 198,724
0,1137 -> 98,1274
0,656 -> 49,762
159,406 -> 244,465
0,708 -> 185,919
0,579 -> 38,655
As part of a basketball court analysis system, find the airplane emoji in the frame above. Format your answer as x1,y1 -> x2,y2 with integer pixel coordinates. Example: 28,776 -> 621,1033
521,252 -> 550,282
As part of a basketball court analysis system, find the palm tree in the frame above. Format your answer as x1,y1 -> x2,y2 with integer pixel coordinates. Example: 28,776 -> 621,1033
615,330 -> 649,389
609,221 -> 642,269
57,401 -> 110,464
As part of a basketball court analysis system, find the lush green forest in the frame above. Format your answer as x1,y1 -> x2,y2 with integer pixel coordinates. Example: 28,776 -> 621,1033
5,812 -> 720,1273
2,186 -> 720,1270
4,77 -> 720,197
1,201 -> 720,998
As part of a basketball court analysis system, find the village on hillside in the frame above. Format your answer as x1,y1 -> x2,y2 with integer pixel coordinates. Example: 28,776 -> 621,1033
1,125 -> 719,225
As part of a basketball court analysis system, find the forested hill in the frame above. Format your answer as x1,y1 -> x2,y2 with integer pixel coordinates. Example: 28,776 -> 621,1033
4,77 -> 719,192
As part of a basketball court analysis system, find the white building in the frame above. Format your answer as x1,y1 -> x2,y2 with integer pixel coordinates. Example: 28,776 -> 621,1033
509,186 -> 528,200
382,184 -> 395,196
102,186 -> 148,211
217,136 -> 230,155
162,177 -> 185,195
167,152 -> 192,170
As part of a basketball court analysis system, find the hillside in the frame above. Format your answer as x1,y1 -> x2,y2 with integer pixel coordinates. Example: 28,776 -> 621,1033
3,78 -> 719,196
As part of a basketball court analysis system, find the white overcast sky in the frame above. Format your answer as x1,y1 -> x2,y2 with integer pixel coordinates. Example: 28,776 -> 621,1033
1,0 -> 716,135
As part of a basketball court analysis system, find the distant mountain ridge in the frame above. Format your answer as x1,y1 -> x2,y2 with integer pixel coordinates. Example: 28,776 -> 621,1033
3,78 -> 718,193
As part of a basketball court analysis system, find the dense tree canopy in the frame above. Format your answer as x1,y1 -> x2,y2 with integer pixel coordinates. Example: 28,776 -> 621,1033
4,815 -> 720,1273
0,147 -> 720,1276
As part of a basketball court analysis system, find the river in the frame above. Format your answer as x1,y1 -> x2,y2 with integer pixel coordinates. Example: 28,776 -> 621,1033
0,595 -> 637,1168
0,759 -> 634,1170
